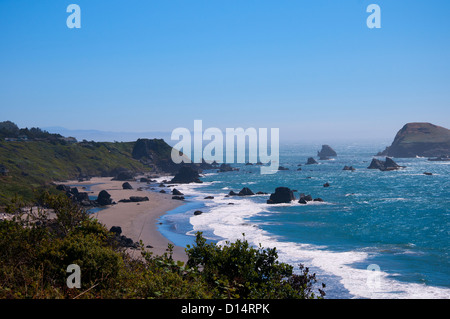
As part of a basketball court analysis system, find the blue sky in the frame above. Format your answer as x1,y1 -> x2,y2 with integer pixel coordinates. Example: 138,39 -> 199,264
1,0 -> 449,141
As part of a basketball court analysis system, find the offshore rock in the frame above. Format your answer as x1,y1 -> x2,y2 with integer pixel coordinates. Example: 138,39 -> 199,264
267,187 -> 295,204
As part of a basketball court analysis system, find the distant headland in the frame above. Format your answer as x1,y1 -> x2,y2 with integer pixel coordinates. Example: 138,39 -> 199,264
377,123 -> 450,158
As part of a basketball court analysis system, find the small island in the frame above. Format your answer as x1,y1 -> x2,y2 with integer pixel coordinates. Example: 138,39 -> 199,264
377,123 -> 450,158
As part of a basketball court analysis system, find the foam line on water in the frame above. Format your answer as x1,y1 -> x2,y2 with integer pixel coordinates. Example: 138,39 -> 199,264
167,179 -> 450,299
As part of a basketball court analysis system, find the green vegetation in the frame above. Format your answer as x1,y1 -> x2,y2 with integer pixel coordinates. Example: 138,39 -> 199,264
0,193 -> 325,299
0,139 -> 150,206
0,121 -> 63,140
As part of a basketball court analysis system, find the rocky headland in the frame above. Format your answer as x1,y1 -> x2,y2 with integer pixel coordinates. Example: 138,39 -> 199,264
377,123 -> 450,158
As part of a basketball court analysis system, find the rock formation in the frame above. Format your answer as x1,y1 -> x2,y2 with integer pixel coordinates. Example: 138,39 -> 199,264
97,190 -> 113,206
219,163 -> 239,172
318,145 -> 337,159
267,187 -> 295,204
367,157 -> 404,171
377,123 -> 450,158
170,166 -> 202,184
172,188 -> 184,196
238,187 -> 255,196
122,182 -> 133,190
118,196 -> 149,203
306,157 -> 318,165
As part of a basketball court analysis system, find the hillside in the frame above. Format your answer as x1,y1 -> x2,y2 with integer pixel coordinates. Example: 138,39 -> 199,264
0,139 -> 152,206
377,123 -> 450,157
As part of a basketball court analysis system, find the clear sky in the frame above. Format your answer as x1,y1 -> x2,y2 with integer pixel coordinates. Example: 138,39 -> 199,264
1,0 -> 449,141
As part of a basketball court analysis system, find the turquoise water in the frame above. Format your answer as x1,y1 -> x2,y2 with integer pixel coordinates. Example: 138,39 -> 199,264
157,142 -> 450,299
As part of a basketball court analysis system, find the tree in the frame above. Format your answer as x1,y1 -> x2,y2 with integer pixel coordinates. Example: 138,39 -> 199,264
0,121 -> 19,137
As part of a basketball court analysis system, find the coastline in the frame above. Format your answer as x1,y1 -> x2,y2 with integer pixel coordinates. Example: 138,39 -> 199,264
62,177 -> 189,262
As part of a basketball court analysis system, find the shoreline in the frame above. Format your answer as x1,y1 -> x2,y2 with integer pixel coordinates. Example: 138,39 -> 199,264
62,177 -> 189,262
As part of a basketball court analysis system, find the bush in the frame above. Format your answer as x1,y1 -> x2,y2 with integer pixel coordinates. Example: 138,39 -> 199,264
0,193 -> 325,299
186,232 -> 325,299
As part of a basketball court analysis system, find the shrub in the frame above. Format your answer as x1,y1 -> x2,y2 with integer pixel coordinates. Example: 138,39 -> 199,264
0,193 -> 325,299
186,232 -> 326,299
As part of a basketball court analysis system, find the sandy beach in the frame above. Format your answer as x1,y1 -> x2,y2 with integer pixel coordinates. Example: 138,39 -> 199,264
62,177 -> 188,262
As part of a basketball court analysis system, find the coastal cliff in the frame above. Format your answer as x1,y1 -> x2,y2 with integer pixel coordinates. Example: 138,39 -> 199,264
377,123 -> 450,158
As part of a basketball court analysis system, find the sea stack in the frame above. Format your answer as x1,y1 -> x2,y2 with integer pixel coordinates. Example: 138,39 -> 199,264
318,145 -> 337,160
267,187 -> 295,204
367,157 -> 404,171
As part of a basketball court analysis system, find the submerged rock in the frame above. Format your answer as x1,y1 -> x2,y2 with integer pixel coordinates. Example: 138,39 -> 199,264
219,163 -> 239,172
427,155 -> 450,161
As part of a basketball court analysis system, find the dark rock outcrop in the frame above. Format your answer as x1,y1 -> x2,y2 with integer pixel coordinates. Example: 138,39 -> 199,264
194,210 -> 203,216
228,190 -> 238,196
122,182 -> 133,190
170,166 -> 202,184
219,163 -> 239,172
298,194 -> 313,204
306,157 -> 318,165
109,226 -> 122,236
172,188 -> 184,196
367,157 -> 404,171
57,185 -> 97,207
238,187 -> 255,196
109,226 -> 138,249
113,170 -> 134,181
172,196 -> 185,200
323,182 -> 330,187
97,190 -> 112,206
118,196 -> 149,203
377,123 -> 450,158
343,166 -> 355,171
131,138 -> 213,174
278,166 -> 289,171
318,145 -> 337,159
267,187 -> 295,204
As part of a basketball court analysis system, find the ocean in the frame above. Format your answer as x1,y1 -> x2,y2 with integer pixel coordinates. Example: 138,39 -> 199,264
154,142 -> 450,299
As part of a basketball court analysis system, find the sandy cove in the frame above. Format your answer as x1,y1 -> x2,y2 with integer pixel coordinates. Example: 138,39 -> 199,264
62,177 -> 188,262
